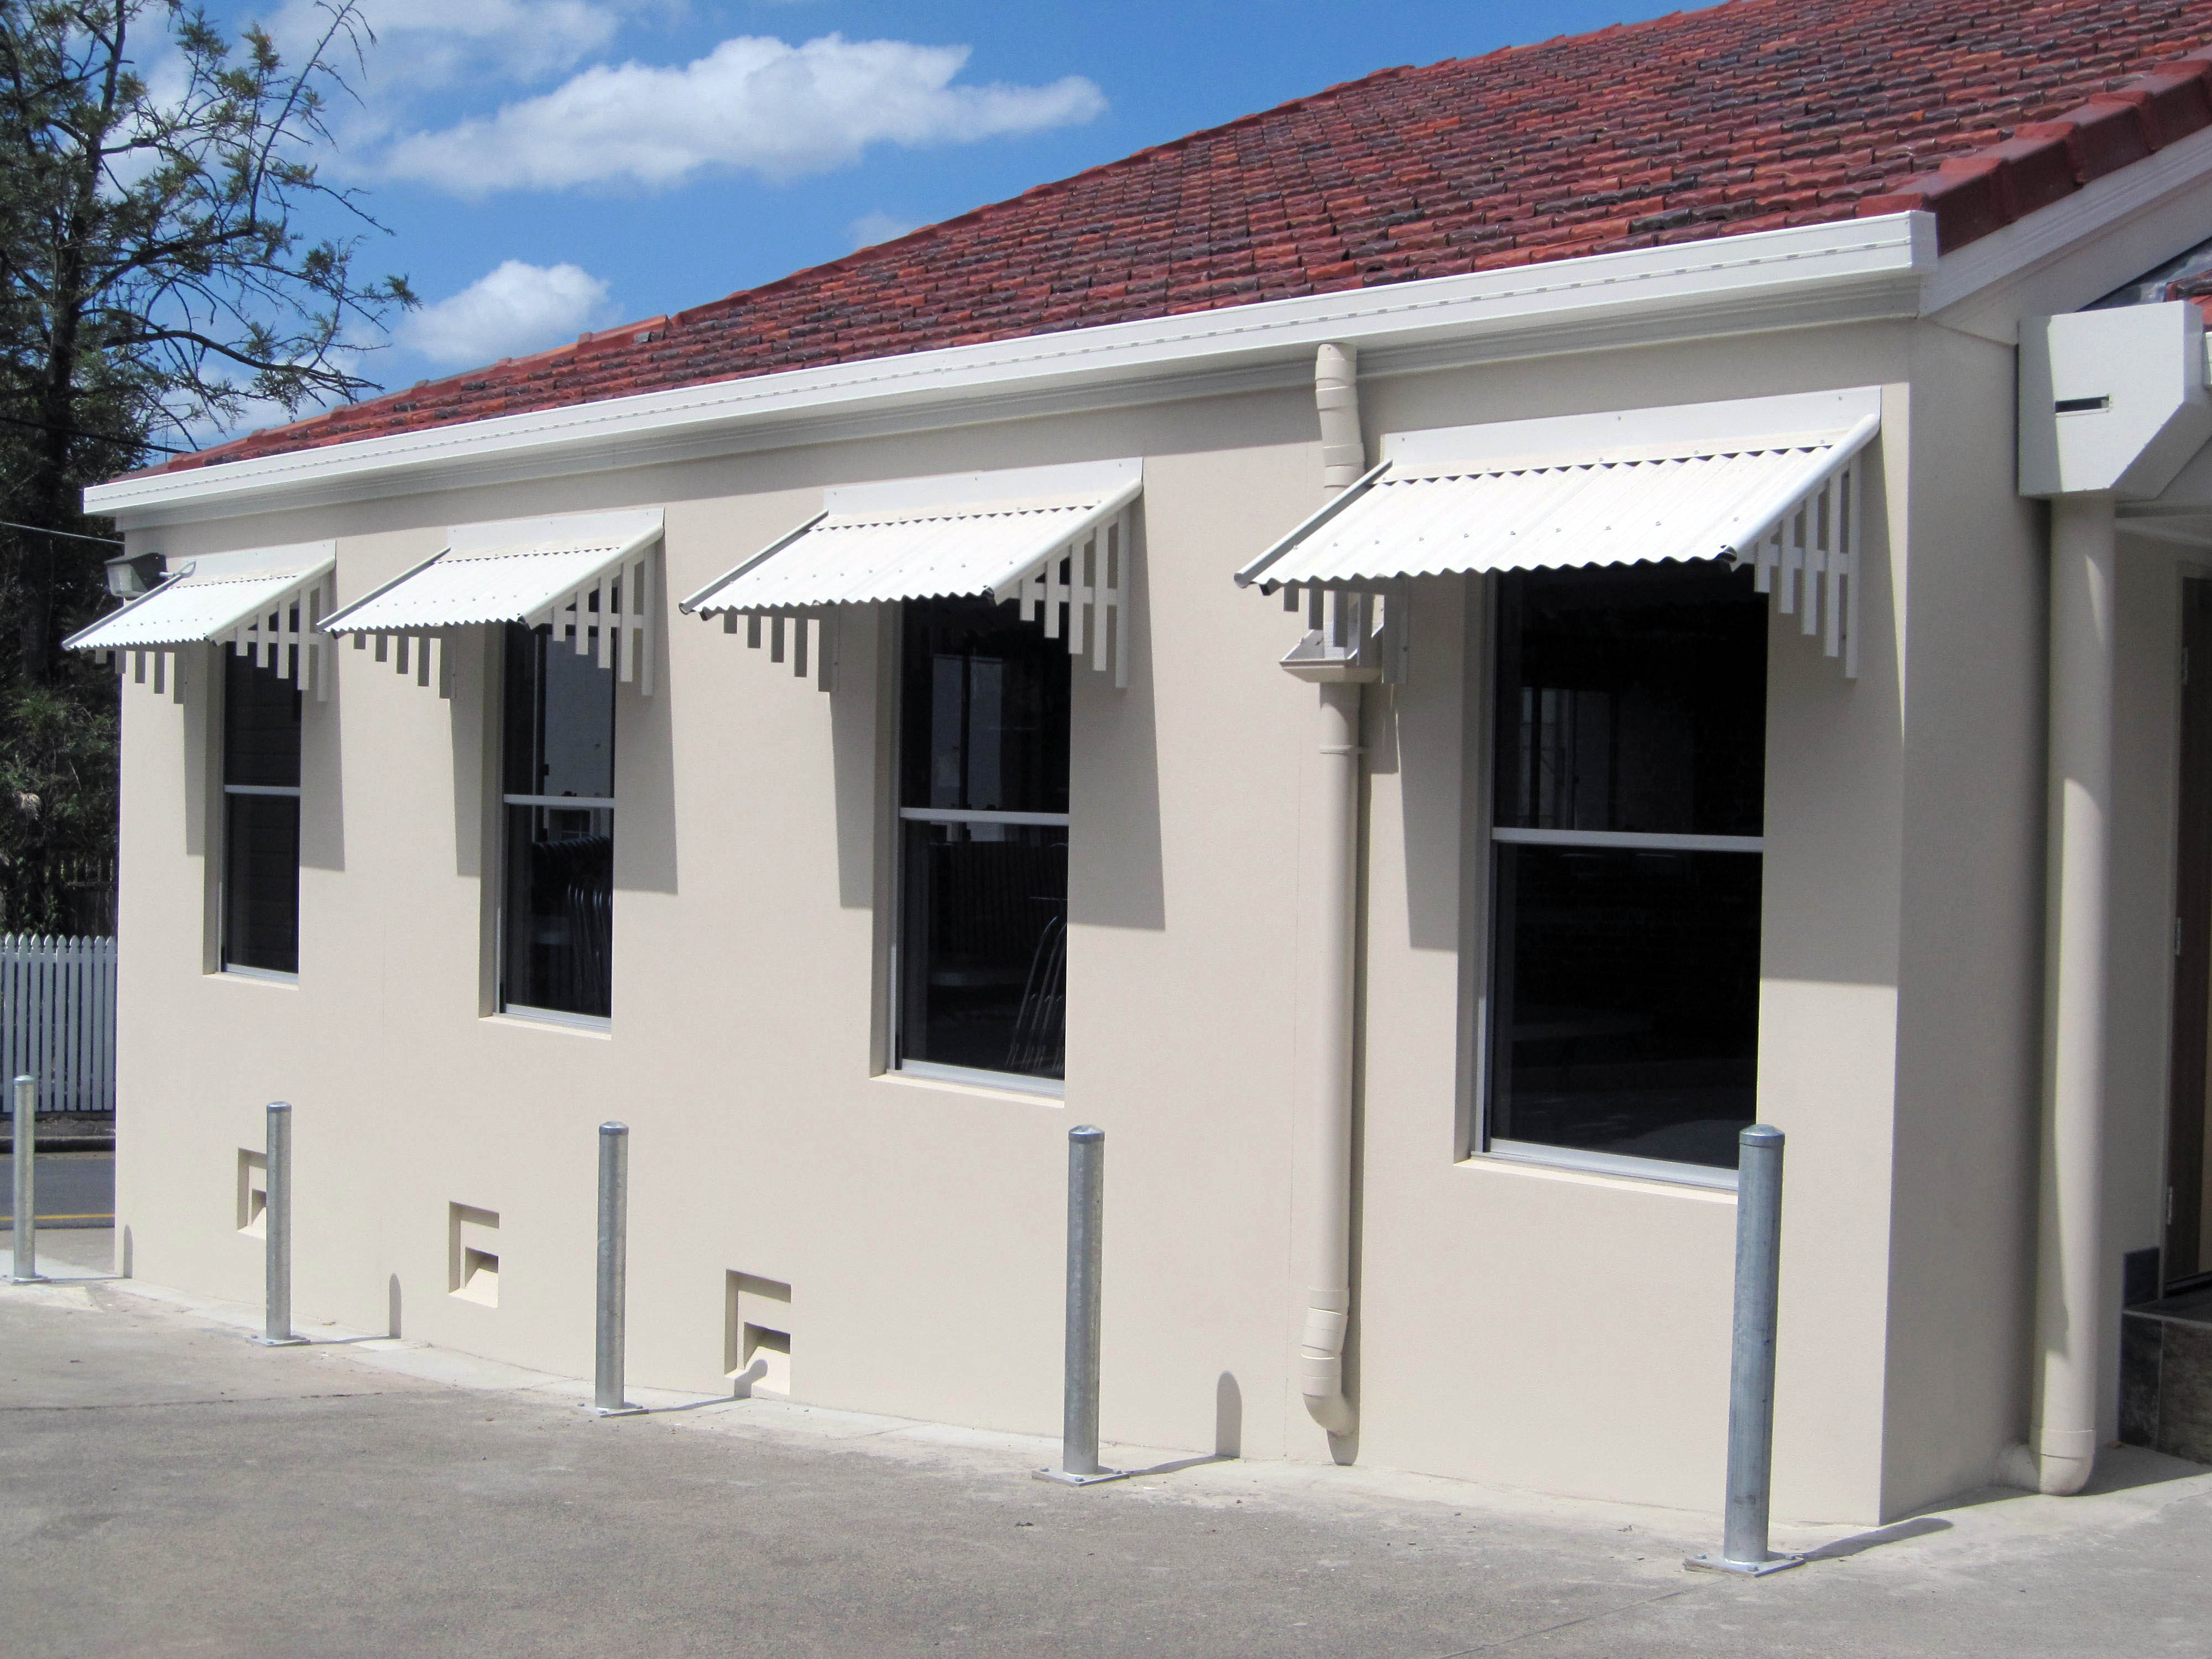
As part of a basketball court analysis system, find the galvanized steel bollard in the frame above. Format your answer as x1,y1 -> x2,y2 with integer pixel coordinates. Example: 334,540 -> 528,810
1036,1125 -> 1127,1485
590,1121 -> 642,1415
255,1103 -> 305,1345
11,1075 -> 44,1284
1688,1124 -> 1802,1575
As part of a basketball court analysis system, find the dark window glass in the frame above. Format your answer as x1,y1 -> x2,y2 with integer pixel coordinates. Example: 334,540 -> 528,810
1492,562 -> 1767,837
900,596 -> 1070,815
898,597 -> 1070,1081
222,648 -> 301,973
1489,844 -> 1762,1170
501,623 -> 615,1019
503,619 -> 615,800
1488,564 -> 1767,1172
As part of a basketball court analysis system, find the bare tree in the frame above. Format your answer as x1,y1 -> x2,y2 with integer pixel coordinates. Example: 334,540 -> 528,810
0,0 -> 415,684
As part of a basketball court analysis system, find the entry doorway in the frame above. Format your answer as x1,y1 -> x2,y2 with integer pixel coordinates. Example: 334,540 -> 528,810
2164,578 -> 2212,1289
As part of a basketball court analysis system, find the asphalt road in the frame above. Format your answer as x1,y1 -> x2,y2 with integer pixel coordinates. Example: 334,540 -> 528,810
4,1232 -> 2212,1658
0,1150 -> 114,1226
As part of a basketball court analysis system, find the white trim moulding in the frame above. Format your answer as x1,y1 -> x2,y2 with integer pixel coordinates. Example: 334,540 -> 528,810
89,216 -> 1939,530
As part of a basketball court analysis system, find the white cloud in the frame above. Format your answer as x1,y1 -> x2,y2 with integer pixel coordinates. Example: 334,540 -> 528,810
400,260 -> 616,366
847,210 -> 919,248
380,33 -> 1106,196
270,0 -> 629,96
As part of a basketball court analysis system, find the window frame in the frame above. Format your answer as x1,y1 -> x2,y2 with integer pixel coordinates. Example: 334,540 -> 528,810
216,643 -> 304,982
1464,567 -> 1767,1192
885,598 -> 1072,1099
494,618 -> 618,1030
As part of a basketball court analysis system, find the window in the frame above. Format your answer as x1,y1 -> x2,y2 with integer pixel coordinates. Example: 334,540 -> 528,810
222,645 -> 302,974
896,596 -> 1071,1087
1484,562 -> 1767,1178
500,620 -> 615,1020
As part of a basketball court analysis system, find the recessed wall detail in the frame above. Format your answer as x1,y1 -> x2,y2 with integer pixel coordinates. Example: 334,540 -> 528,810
726,1272 -> 792,1399
449,1204 -> 500,1307
236,1150 -> 267,1237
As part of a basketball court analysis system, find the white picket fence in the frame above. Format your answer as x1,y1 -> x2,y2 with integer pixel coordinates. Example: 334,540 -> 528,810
1,934 -> 117,1115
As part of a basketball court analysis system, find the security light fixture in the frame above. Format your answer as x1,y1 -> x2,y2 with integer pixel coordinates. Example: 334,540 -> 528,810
103,551 -> 165,597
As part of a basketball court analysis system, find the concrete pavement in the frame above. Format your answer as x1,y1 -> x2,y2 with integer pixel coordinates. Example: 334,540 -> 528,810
3,1229 -> 2209,1658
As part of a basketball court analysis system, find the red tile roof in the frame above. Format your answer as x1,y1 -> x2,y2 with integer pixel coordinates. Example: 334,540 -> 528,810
150,0 -> 2212,478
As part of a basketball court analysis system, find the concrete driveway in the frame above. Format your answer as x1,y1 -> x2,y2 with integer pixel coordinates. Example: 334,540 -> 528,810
3,1229 -> 2209,1658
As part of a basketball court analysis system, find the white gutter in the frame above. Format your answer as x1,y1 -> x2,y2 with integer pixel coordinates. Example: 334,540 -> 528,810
88,215 -> 1937,531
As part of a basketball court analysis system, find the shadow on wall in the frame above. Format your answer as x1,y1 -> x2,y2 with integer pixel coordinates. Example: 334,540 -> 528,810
450,627 -> 489,883
618,593 -> 679,896
1214,1371 -> 1242,1458
182,648 -> 211,862
1072,516 -> 1165,932
833,604 -> 886,911
301,650 -> 345,873
1377,574 -> 1465,954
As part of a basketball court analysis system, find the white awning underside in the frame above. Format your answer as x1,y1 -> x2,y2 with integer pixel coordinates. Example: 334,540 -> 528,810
683,472 -> 1139,689
319,510 -> 660,695
1237,414 -> 1877,677
64,544 -> 336,698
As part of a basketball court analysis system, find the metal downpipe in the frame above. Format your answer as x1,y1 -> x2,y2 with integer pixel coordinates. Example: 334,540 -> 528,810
1298,677 -> 1361,1437
2008,493 -> 2115,1497
1295,341 -> 1364,1441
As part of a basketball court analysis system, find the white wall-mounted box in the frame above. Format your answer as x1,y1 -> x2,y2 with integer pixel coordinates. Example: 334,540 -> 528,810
2020,301 -> 2212,499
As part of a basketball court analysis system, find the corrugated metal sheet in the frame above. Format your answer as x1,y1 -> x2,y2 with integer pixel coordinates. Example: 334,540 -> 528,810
687,484 -> 1138,614
321,538 -> 645,633
1244,434 -> 1860,587
65,557 -> 332,651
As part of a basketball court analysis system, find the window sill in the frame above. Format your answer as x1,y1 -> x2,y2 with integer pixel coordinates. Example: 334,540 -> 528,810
215,964 -> 299,987
488,1006 -> 612,1037
879,1062 -> 1065,1105
1462,1141 -> 1739,1197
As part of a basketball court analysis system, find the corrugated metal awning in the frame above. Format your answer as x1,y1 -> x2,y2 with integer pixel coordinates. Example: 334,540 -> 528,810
64,542 -> 336,698
682,460 -> 1140,690
1237,413 -> 1877,679
319,509 -> 661,695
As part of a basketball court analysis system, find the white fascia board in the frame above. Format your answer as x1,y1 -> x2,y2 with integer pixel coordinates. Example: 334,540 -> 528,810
89,214 -> 1936,530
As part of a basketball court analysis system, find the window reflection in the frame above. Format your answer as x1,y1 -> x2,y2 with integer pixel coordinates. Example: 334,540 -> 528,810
898,596 -> 1071,1083
1491,843 -> 1761,1170
501,622 -> 615,1019
222,646 -> 301,974
1488,563 -> 1768,1172
1493,562 -> 1766,837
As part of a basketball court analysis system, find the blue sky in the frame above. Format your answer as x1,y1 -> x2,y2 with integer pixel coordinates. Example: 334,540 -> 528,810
210,0 -> 1681,399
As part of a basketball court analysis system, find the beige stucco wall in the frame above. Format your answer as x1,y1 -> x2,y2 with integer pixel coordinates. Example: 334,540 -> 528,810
107,309 -> 2075,1525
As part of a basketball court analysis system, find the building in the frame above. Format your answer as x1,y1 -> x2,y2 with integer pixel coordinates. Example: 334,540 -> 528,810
66,1 -> 2212,1524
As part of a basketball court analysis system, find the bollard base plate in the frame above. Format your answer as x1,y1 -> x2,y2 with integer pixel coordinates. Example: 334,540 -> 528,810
1684,1552 -> 1805,1577
1034,1467 -> 1132,1486
585,1402 -> 647,1417
8,1273 -> 49,1285
252,1334 -> 309,1347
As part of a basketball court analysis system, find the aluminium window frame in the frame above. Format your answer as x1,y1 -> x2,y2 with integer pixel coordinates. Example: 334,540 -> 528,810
1459,569 -> 1762,1194
883,600 -> 1071,1101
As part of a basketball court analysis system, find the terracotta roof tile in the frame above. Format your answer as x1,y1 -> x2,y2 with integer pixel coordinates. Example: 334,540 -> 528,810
144,0 -> 2212,478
